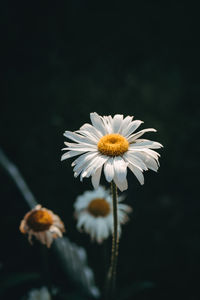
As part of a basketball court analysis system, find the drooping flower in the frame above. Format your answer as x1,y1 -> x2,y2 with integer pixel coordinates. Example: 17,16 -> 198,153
61,112 -> 162,191
74,186 -> 132,243
20,205 -> 65,248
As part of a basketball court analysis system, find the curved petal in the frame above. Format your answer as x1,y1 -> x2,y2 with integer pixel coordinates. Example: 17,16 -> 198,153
79,123 -> 102,139
81,155 -> 108,180
124,152 -> 148,171
64,142 -> 97,149
104,157 -> 114,182
61,150 -> 83,161
119,116 -> 134,135
113,156 -> 128,182
130,139 -> 163,149
113,175 -> 128,192
128,128 -> 156,142
91,166 -> 103,189
64,131 -> 96,145
123,153 -> 143,171
112,114 -> 124,133
131,151 -> 159,171
72,152 -> 99,170
122,120 -> 143,137
90,112 -> 107,135
101,116 -> 113,134
128,164 -> 144,185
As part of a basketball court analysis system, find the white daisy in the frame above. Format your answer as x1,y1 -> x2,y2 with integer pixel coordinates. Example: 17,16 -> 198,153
25,286 -> 51,300
61,112 -> 163,191
20,205 -> 65,248
74,186 -> 132,244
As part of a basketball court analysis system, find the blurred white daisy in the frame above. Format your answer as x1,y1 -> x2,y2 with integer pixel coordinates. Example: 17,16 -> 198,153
25,286 -> 51,300
74,186 -> 132,243
20,205 -> 65,248
61,112 -> 162,191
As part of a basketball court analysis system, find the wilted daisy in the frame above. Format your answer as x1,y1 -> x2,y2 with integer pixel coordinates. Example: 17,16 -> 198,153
20,205 -> 65,248
74,186 -> 132,243
61,112 -> 162,191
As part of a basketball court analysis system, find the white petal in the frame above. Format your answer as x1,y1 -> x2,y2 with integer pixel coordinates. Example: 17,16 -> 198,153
61,150 -> 82,161
73,152 -> 99,171
91,166 -> 103,189
90,112 -> 107,135
80,155 -> 108,180
123,153 -> 143,172
84,215 -> 95,233
113,156 -> 128,183
112,114 -> 124,133
64,131 -> 96,145
75,156 -> 98,179
87,218 -> 97,240
64,142 -> 97,149
135,148 -> 160,159
78,123 -> 102,139
128,164 -> 144,185
124,152 -> 148,170
77,212 -> 90,229
119,116 -> 133,135
72,151 -> 98,166
101,116 -> 113,134
130,139 -> 163,149
128,128 -> 156,142
122,120 -> 143,137
131,150 -> 159,170
113,174 -> 128,191
96,218 -> 108,243
145,156 -> 159,171
104,157 -> 114,182
118,203 -> 132,213
63,146 -> 97,152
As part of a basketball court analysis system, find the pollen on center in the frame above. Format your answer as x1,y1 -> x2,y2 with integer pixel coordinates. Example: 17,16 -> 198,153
88,198 -> 110,217
26,209 -> 54,232
97,133 -> 129,156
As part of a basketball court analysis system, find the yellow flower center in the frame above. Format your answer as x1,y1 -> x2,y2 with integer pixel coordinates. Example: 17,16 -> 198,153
88,198 -> 110,217
97,134 -> 129,156
27,209 -> 53,232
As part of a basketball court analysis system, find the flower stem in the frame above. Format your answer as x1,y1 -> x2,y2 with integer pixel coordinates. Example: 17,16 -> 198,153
105,181 -> 119,299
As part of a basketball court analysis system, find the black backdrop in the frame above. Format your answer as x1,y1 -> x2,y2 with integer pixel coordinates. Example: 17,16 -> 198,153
1,1 -> 200,299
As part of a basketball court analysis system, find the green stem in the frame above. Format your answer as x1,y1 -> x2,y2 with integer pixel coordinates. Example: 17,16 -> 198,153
105,181 -> 119,299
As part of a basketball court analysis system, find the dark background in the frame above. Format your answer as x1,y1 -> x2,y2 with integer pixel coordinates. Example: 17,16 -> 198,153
1,1 -> 200,299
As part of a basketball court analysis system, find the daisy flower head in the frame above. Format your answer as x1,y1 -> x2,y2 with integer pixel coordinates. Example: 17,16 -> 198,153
20,205 -> 65,248
61,112 -> 163,191
26,286 -> 51,300
74,186 -> 132,244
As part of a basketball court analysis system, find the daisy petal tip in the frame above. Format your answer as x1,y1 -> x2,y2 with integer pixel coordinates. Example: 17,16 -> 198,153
90,112 -> 97,118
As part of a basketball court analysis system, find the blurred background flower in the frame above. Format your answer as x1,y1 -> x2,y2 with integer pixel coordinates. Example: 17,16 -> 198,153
74,186 -> 132,243
20,204 -> 65,248
23,286 -> 52,300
